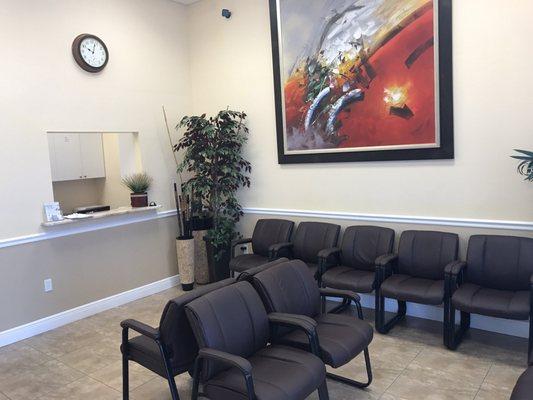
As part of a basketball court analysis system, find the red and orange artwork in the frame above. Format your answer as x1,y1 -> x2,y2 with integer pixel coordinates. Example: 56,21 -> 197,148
272,0 -> 454,163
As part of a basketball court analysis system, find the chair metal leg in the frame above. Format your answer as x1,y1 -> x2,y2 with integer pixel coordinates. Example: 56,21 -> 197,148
376,296 -> 406,334
157,342 -> 180,400
446,306 -> 470,350
191,358 -> 202,400
122,353 -> 129,400
317,378 -> 330,400
529,315 -> 533,365
326,347 -> 373,389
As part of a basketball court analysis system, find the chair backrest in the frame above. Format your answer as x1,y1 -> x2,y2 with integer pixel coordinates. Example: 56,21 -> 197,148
158,277 -> 235,372
251,219 -> 294,257
340,225 -> 395,271
466,235 -> 533,291
292,222 -> 340,264
236,257 -> 289,282
397,230 -> 459,280
252,259 -> 321,318
185,281 -> 270,380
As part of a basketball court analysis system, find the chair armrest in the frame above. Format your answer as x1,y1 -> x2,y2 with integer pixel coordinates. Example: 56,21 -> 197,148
375,253 -> 397,287
317,247 -> 341,277
121,319 -> 160,341
268,312 -> 318,335
268,313 -> 321,355
318,247 -> 341,261
320,288 -> 361,303
444,261 -> 467,276
198,348 -> 253,375
197,348 -> 255,399
375,253 -> 398,267
268,242 -> 293,260
231,238 -> 252,258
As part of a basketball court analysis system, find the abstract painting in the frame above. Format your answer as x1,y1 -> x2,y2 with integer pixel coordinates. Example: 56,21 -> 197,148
269,0 -> 454,164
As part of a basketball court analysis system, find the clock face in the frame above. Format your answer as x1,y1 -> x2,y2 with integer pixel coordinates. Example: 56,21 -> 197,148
72,34 -> 109,73
79,37 -> 107,68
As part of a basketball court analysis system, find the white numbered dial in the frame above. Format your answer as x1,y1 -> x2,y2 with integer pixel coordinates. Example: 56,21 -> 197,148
80,37 -> 107,68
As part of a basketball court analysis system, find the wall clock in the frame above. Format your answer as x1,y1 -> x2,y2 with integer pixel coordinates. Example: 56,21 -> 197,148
72,34 -> 109,73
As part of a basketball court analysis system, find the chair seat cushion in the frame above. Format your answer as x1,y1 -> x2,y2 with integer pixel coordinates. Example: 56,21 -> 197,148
279,314 -> 373,368
511,366 -> 533,400
124,335 -> 168,378
452,283 -> 530,320
230,254 -> 269,273
380,274 -> 444,305
204,345 -> 325,400
322,266 -> 375,293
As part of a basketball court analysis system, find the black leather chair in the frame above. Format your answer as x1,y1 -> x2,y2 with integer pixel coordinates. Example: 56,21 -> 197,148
229,219 -> 294,276
446,235 -> 533,361
252,259 -> 374,389
511,363 -> 533,400
318,225 -> 395,291
120,278 -> 235,400
375,230 -> 459,336
185,281 -> 329,400
270,221 -> 340,279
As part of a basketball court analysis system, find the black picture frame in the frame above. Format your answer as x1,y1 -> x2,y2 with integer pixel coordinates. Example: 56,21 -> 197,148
269,0 -> 454,164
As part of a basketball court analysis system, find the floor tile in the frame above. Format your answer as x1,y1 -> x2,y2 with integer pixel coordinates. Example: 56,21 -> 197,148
0,359 -> 83,400
57,341 -> 121,375
37,376 -> 121,400
90,360 -> 157,391
130,375 -> 192,400
473,362 -> 524,400
384,374 -> 478,400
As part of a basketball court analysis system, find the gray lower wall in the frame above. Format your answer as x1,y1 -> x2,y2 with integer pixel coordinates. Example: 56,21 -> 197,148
0,217 -> 178,332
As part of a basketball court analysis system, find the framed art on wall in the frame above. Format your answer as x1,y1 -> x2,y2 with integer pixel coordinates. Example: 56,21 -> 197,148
269,0 -> 454,164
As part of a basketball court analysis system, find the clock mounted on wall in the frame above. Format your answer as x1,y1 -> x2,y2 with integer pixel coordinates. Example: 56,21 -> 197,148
72,34 -> 109,73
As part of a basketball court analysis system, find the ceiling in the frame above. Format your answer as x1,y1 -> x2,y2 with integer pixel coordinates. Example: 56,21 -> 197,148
171,0 -> 200,4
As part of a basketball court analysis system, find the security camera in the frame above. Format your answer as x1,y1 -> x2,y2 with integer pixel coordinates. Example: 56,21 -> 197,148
222,9 -> 232,19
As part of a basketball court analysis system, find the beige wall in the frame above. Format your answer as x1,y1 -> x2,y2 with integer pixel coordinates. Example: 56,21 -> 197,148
188,0 -> 533,223
0,0 -> 187,334
0,0 -> 188,240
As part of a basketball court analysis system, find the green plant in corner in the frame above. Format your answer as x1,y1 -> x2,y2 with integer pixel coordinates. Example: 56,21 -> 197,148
121,172 -> 153,193
175,110 -> 251,259
512,150 -> 533,182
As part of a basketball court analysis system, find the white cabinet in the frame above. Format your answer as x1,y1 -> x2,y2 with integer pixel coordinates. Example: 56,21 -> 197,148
79,134 -> 106,179
48,133 -> 106,182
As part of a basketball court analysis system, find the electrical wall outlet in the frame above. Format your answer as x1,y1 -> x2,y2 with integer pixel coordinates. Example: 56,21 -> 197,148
44,278 -> 53,292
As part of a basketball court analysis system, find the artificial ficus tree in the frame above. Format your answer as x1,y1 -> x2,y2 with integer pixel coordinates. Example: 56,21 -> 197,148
175,110 -> 251,256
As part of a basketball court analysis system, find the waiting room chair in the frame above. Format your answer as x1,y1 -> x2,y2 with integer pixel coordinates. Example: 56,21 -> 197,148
252,259 -> 374,389
318,225 -> 395,291
446,235 -> 533,362
120,278 -> 235,400
270,221 -> 340,279
229,219 -> 294,276
375,230 -> 459,337
185,281 -> 329,400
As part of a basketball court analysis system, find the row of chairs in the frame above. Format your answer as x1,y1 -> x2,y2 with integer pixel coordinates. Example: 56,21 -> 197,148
230,219 -> 533,363
121,259 -> 373,400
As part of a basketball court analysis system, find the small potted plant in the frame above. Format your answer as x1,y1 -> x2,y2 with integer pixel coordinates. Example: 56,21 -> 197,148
512,149 -> 533,181
122,172 -> 153,208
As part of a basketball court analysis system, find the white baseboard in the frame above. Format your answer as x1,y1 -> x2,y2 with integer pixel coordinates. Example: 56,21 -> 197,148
347,294 -> 529,338
0,275 -> 180,348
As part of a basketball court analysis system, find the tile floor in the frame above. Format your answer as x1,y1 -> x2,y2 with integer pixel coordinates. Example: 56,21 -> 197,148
0,286 -> 527,400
